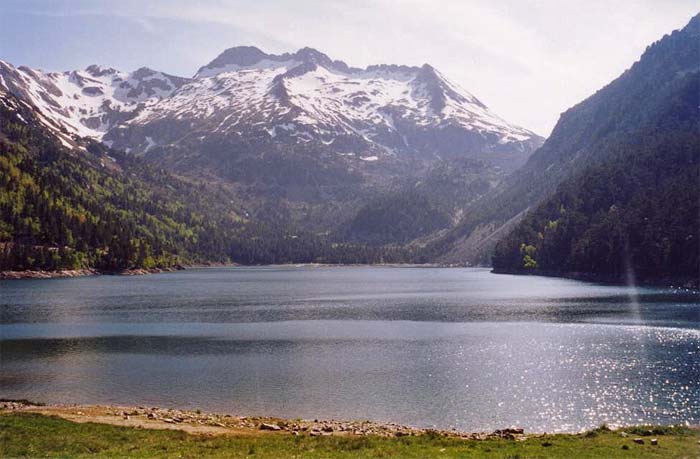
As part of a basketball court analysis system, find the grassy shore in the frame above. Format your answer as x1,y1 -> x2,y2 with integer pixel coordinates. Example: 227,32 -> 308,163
1,412 -> 698,458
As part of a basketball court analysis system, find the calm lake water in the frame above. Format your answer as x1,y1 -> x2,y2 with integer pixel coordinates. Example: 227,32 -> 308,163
1,266 -> 698,432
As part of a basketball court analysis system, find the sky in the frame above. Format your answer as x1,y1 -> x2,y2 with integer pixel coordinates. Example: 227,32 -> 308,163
0,0 -> 697,136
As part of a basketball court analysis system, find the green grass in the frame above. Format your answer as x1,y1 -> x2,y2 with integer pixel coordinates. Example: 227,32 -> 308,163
0,413 -> 698,458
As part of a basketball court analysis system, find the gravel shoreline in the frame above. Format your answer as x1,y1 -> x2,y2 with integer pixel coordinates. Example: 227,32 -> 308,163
0,400 -> 529,440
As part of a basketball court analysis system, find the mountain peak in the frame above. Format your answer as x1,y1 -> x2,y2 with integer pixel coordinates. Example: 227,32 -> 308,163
84,64 -> 119,77
131,67 -> 160,79
216,45 -> 269,65
683,12 -> 699,36
291,47 -> 332,66
195,46 -> 270,77
195,45 -> 352,78
293,47 -> 327,60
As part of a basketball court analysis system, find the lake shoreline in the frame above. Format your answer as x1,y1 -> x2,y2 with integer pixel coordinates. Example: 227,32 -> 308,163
6,400 -> 698,439
3,263 -> 695,291
0,266 -> 184,280
0,400 -> 533,439
0,261 -> 248,280
0,262 -> 456,280
3,399 -> 699,459
4,412 -> 699,459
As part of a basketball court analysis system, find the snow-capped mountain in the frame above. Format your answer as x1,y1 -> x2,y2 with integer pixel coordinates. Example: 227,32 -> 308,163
0,61 -> 188,142
110,47 -> 541,169
0,47 -> 542,172
0,46 -> 546,244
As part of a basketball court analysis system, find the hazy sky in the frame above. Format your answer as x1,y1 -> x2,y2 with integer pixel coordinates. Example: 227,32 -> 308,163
1,0 -> 697,135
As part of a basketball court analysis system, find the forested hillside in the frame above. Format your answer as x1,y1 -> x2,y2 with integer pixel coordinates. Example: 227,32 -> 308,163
491,16 -> 700,284
427,13 -> 700,275
492,128 -> 699,284
0,91 -> 410,272
0,90 -> 237,271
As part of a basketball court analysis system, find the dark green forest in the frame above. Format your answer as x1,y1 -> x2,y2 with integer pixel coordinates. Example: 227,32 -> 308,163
338,190 -> 450,245
492,129 -> 699,283
0,92 -> 411,272
428,14 -> 700,279
490,21 -> 700,284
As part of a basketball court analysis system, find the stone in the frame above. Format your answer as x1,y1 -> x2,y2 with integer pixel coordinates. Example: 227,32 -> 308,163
633,438 -> 644,444
259,423 -> 281,431
650,438 -> 658,446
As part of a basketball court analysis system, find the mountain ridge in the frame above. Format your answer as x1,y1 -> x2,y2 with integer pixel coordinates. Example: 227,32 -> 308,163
0,46 -> 543,166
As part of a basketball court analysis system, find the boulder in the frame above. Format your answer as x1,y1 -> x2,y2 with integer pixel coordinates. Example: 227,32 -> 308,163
259,423 -> 281,431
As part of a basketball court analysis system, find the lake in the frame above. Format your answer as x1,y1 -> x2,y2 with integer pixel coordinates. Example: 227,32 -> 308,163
1,266 -> 698,433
